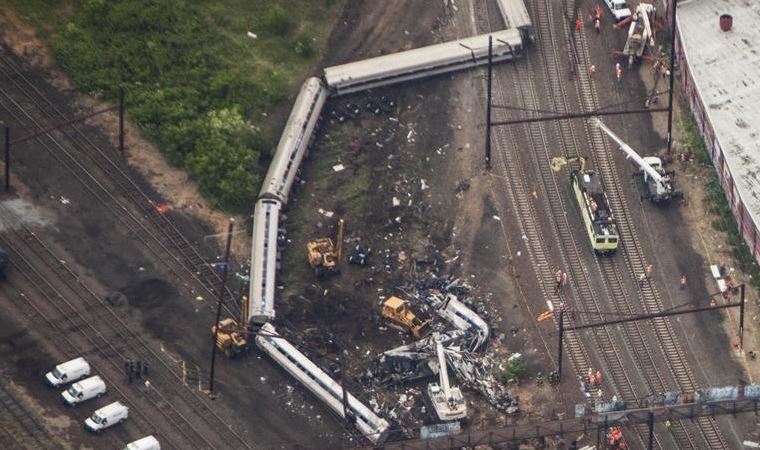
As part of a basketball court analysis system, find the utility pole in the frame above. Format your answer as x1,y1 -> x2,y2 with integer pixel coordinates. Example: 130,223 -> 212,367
486,35 -> 493,170
666,0 -> 678,154
340,352 -> 351,426
647,411 -> 655,450
739,283 -> 745,348
208,218 -> 235,398
3,126 -> 9,192
557,309 -> 564,381
119,83 -> 125,157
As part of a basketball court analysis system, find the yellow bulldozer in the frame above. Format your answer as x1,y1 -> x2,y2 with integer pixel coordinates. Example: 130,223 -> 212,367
212,318 -> 248,358
381,296 -> 432,339
307,218 -> 345,277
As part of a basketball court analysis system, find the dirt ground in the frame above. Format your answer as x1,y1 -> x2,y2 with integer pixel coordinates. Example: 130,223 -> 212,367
1,0 -> 757,448
0,0 -> 540,448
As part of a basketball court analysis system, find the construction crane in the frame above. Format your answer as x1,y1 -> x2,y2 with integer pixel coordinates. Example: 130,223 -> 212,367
427,335 -> 467,422
617,3 -> 656,65
593,118 -> 682,203
306,218 -> 345,277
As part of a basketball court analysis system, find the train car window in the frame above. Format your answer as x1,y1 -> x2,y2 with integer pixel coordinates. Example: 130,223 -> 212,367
595,238 -> 605,244
609,238 -> 618,243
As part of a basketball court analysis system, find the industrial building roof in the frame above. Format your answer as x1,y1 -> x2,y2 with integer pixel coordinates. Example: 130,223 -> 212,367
678,0 -> 760,219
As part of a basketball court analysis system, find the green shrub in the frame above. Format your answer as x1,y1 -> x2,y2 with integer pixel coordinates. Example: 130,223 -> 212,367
259,5 -> 295,36
505,353 -> 527,382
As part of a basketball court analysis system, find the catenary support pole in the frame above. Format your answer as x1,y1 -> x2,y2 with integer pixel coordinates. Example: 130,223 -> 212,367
208,218 -> 235,398
647,411 -> 655,450
341,354 -> 351,426
739,283 -> 745,349
558,309 -> 564,381
666,0 -> 678,154
486,35 -> 493,170
119,83 -> 125,157
4,126 -> 9,192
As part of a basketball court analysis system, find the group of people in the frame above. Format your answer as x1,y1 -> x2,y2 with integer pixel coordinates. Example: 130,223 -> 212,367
124,359 -> 149,384
554,269 -> 569,293
579,367 -> 604,399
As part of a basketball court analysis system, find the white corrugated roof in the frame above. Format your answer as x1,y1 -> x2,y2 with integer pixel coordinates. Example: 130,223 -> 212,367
678,0 -> 760,219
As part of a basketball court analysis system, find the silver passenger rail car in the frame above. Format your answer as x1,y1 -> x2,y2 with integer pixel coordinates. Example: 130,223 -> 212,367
248,199 -> 281,325
496,0 -> 534,43
259,77 -> 329,204
323,29 -> 524,96
256,323 -> 391,445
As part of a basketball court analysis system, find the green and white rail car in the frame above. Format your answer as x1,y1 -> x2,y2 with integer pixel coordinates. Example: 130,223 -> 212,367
570,170 -> 619,254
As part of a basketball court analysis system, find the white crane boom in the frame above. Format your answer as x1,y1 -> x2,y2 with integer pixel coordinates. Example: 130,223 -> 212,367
593,119 -> 666,182
638,3 -> 656,48
435,339 -> 452,398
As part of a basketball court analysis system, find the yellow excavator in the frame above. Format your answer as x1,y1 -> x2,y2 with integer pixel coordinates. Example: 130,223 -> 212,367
306,218 -> 345,277
381,296 -> 432,339
212,318 -> 248,358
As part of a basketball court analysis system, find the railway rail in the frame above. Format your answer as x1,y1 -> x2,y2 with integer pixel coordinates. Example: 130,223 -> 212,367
0,49 -> 239,320
477,2 -> 662,448
0,203 -> 251,449
0,374 -> 60,450
476,0 -> 734,448
571,11 -> 728,449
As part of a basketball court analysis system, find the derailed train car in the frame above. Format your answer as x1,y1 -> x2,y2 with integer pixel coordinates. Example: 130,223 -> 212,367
323,29 -> 524,96
256,324 -> 391,445
259,77 -> 329,204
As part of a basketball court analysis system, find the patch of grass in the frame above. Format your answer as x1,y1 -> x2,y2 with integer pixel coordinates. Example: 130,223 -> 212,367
4,0 -> 74,39
681,115 -> 711,165
685,116 -> 760,289
6,0 -> 344,213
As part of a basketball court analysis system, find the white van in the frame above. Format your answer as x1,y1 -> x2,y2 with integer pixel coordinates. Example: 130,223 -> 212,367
603,0 -> 631,21
123,435 -> 161,450
61,375 -> 106,406
45,357 -> 90,387
84,401 -> 128,432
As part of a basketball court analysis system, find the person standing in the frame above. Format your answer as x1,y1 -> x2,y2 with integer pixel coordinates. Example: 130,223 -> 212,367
680,275 -> 687,289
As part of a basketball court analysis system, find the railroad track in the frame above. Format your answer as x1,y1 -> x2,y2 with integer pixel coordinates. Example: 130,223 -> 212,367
521,0 -> 691,447
475,2 -> 664,448
0,374 -> 60,450
577,11 -> 728,449
0,203 -> 252,449
0,49 -> 239,319
472,0 -> 599,422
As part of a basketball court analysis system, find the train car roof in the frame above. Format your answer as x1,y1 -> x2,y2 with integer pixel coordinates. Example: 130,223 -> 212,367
324,29 -> 521,88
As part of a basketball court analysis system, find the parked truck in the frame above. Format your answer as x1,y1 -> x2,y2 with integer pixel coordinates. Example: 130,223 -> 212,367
46,357 -> 90,387
85,401 -> 128,432
62,375 -> 106,406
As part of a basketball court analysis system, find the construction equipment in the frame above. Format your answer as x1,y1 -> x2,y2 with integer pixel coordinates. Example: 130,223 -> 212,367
427,334 -> 467,421
552,155 -> 619,255
212,318 -> 248,358
618,3 -> 656,65
306,218 -> 345,277
381,296 -> 432,339
593,118 -> 682,203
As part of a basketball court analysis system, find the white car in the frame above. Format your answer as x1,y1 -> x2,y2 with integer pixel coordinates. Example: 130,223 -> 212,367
45,357 -> 90,387
61,375 -> 106,406
124,435 -> 161,450
604,0 -> 632,21
84,401 -> 128,432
